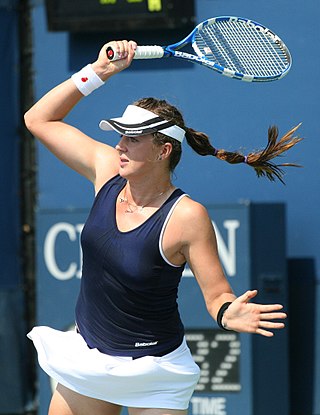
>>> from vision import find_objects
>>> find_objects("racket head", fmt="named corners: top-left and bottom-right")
top-left (189, 16), bottom-right (292, 82)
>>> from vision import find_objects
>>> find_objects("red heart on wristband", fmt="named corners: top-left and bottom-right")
top-left (81, 77), bottom-right (88, 83)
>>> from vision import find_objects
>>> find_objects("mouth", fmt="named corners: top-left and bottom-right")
top-left (119, 157), bottom-right (129, 167)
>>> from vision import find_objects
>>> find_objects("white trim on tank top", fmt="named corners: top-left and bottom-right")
top-left (159, 193), bottom-right (189, 267)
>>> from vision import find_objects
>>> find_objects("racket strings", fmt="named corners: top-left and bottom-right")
top-left (203, 22), bottom-right (280, 76)
top-left (225, 23), bottom-right (281, 76)
top-left (231, 21), bottom-right (288, 76)
top-left (203, 24), bottom-right (282, 76)
top-left (195, 20), bottom-right (290, 77)
top-left (218, 22), bottom-right (276, 76)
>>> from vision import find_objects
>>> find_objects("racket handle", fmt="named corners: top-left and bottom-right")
top-left (134, 46), bottom-right (165, 59)
top-left (106, 46), bottom-right (164, 61)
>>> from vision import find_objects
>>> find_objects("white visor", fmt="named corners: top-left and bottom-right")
top-left (99, 105), bottom-right (185, 143)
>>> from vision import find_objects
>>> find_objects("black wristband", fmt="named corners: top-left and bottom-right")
top-left (217, 302), bottom-right (232, 330)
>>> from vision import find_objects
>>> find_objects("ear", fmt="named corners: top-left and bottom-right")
top-left (160, 142), bottom-right (173, 160)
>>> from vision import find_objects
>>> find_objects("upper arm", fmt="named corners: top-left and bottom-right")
top-left (24, 79), bottom-right (119, 186)
top-left (179, 200), bottom-right (234, 314)
top-left (25, 114), bottom-right (119, 187)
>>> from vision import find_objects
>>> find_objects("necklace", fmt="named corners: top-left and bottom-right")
top-left (119, 184), bottom-right (171, 213)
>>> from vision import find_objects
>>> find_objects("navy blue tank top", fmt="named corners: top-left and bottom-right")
top-left (75, 175), bottom-right (186, 357)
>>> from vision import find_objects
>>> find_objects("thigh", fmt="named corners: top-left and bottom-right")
top-left (49, 383), bottom-right (122, 415)
top-left (128, 408), bottom-right (188, 415)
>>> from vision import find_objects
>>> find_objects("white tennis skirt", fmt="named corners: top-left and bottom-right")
top-left (27, 326), bottom-right (200, 410)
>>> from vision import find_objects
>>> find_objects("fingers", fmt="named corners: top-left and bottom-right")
top-left (250, 307), bottom-right (287, 332)
top-left (237, 289), bottom-right (258, 303)
top-left (227, 290), bottom-right (287, 337)
top-left (94, 40), bottom-right (137, 79)
top-left (260, 312), bottom-right (287, 320)
top-left (237, 291), bottom-right (286, 315)
top-left (258, 320), bottom-right (285, 329)
top-left (240, 319), bottom-right (285, 338)
top-left (258, 304), bottom-right (284, 313)
top-left (256, 328), bottom-right (275, 337)
top-left (105, 40), bottom-right (137, 62)
top-left (108, 40), bottom-right (127, 60)
top-left (250, 313), bottom-right (286, 337)
top-left (255, 321), bottom-right (286, 337)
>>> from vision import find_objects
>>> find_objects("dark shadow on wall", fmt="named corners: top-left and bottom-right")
top-left (288, 257), bottom-right (316, 415)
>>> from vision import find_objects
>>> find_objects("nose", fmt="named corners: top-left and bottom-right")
top-left (115, 136), bottom-right (127, 153)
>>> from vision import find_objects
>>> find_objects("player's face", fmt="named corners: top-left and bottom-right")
top-left (115, 134), bottom-right (160, 178)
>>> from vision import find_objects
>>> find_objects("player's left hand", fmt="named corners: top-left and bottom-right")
top-left (223, 290), bottom-right (287, 337)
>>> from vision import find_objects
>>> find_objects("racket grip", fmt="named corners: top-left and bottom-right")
top-left (106, 46), bottom-right (164, 61)
top-left (134, 46), bottom-right (164, 59)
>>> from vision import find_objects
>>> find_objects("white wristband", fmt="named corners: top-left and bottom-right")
top-left (71, 64), bottom-right (105, 96)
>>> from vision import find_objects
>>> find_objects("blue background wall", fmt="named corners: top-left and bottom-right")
top-left (0, 0), bottom-right (319, 413)
top-left (0, 2), bottom-right (21, 288)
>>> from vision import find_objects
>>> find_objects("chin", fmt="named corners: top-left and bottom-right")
top-left (118, 169), bottom-right (131, 179)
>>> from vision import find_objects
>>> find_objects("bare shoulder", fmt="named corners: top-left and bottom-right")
top-left (174, 196), bottom-right (213, 233)
top-left (176, 196), bottom-right (210, 219)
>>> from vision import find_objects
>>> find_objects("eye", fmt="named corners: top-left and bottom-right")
top-left (129, 137), bottom-right (139, 143)
top-left (121, 135), bottom-right (139, 143)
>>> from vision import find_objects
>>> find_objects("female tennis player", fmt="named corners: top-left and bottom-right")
top-left (25, 40), bottom-right (298, 415)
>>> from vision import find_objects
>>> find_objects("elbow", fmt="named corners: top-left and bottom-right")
top-left (24, 108), bottom-right (42, 136)
top-left (24, 109), bottom-right (34, 133)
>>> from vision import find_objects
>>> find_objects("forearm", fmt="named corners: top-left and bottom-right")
top-left (25, 40), bottom-right (135, 132)
top-left (24, 64), bottom-right (111, 137)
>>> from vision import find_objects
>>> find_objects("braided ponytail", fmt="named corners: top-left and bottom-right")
top-left (185, 124), bottom-right (302, 183)
top-left (134, 97), bottom-right (303, 183)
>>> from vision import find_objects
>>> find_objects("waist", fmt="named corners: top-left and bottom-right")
top-left (132, 339), bottom-right (183, 359)
top-left (75, 320), bottom-right (185, 358)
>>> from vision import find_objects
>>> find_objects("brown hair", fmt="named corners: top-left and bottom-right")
top-left (133, 97), bottom-right (303, 183)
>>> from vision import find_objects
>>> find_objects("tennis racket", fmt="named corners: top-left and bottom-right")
top-left (106, 16), bottom-right (292, 82)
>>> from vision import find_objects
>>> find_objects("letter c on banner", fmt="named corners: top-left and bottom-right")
top-left (44, 222), bottom-right (78, 280)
